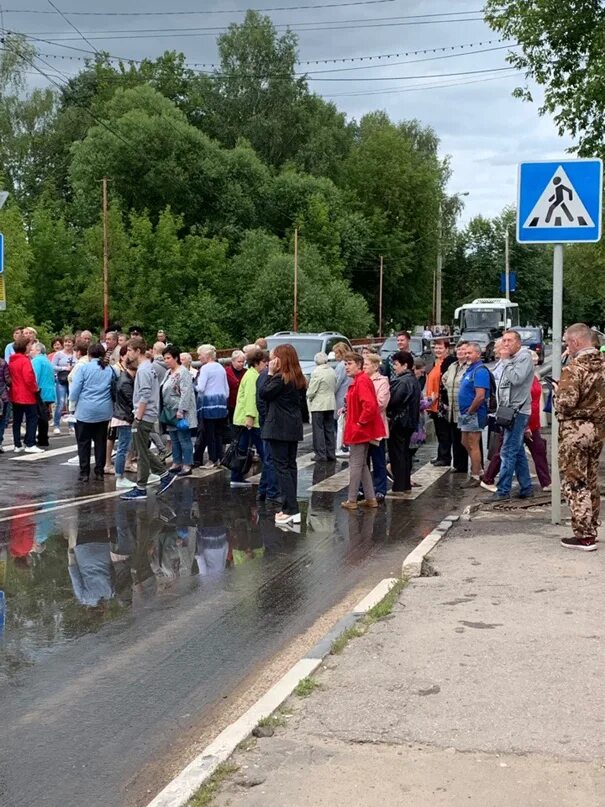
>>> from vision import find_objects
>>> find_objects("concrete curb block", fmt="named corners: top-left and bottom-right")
top-left (144, 576), bottom-right (404, 807)
top-left (401, 517), bottom-right (458, 578)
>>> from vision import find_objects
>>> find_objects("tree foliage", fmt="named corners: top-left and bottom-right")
top-left (485, 0), bottom-right (605, 156)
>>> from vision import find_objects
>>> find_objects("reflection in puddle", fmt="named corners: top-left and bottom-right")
top-left (0, 469), bottom-right (410, 679)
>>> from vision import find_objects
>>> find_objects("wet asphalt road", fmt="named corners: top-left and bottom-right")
top-left (0, 430), bottom-right (465, 807)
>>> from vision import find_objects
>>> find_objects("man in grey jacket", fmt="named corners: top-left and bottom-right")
top-left (483, 330), bottom-right (535, 502)
top-left (120, 337), bottom-right (177, 501)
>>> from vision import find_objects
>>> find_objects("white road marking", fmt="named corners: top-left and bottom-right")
top-left (246, 451), bottom-right (316, 484)
top-left (309, 461), bottom-right (450, 496)
top-left (0, 491), bottom-right (113, 512)
top-left (10, 444), bottom-right (78, 461)
top-left (0, 490), bottom-right (123, 523)
top-left (309, 466), bottom-right (350, 492)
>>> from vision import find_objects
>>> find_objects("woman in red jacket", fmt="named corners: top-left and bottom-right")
top-left (9, 337), bottom-right (40, 453)
top-left (341, 352), bottom-right (386, 510)
top-left (525, 351), bottom-right (551, 490)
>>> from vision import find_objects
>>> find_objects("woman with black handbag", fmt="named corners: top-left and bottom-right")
top-left (259, 344), bottom-right (306, 525)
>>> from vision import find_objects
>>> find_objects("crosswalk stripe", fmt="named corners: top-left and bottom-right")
top-left (11, 444), bottom-right (78, 461)
top-left (309, 467), bottom-right (350, 492)
top-left (246, 451), bottom-right (316, 484)
top-left (309, 461), bottom-right (450, 496)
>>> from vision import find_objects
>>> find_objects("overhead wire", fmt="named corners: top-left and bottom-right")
top-left (46, 0), bottom-right (101, 56)
top-left (21, 39), bottom-right (518, 76)
top-left (15, 14), bottom-right (487, 43)
top-left (5, 2), bottom-right (478, 16)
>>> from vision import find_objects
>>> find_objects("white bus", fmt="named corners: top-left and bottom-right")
top-left (454, 298), bottom-right (520, 336)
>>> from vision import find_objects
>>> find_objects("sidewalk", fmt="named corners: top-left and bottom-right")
top-left (211, 505), bottom-right (605, 807)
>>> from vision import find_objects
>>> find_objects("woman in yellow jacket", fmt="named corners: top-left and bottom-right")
top-left (230, 349), bottom-right (268, 488)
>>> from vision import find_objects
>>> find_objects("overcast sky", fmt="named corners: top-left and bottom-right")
top-left (7, 0), bottom-right (573, 224)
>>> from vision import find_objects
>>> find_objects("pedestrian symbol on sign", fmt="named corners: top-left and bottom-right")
top-left (523, 166), bottom-right (594, 229)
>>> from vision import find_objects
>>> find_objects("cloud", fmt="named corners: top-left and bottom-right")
top-left (11, 0), bottom-right (573, 225)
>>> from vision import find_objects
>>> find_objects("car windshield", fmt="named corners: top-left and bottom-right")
top-left (409, 337), bottom-right (423, 355)
top-left (517, 328), bottom-right (540, 341)
top-left (462, 332), bottom-right (489, 345)
top-left (266, 337), bottom-right (324, 362)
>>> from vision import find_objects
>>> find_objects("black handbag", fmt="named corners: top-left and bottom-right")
top-left (495, 404), bottom-right (516, 429)
top-left (220, 428), bottom-right (254, 474)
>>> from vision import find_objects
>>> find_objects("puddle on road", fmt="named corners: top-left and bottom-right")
top-left (0, 450), bottom-right (442, 679)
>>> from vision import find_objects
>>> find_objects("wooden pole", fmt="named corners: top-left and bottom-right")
top-left (379, 255), bottom-right (384, 338)
top-left (293, 227), bottom-right (299, 332)
top-left (102, 177), bottom-right (109, 332)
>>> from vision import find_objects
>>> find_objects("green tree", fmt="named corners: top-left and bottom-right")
top-left (0, 202), bottom-right (34, 343)
top-left (485, 0), bottom-right (605, 156)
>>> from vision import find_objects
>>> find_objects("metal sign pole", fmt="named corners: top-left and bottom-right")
top-left (551, 243), bottom-right (564, 524)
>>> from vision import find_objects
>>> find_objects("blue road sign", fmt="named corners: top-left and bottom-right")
top-left (517, 159), bottom-right (603, 244)
top-left (500, 272), bottom-right (517, 293)
top-left (0, 233), bottom-right (3, 274)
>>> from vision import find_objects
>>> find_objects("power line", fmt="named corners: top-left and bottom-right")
top-left (46, 0), bottom-right (101, 56)
top-left (6, 2), bottom-right (482, 17)
top-left (325, 71), bottom-right (518, 97)
top-left (22, 38), bottom-right (515, 73)
top-left (18, 15), bottom-right (486, 42)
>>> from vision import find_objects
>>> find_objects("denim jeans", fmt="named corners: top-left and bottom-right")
top-left (497, 412), bottom-right (532, 497)
top-left (259, 438), bottom-right (280, 499)
top-left (171, 427), bottom-right (193, 466)
top-left (114, 425), bottom-right (132, 476)
top-left (54, 382), bottom-right (68, 428)
top-left (231, 427), bottom-right (264, 482)
top-left (369, 440), bottom-right (388, 496)
top-left (0, 400), bottom-right (9, 446)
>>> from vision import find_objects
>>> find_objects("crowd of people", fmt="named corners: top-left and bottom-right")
top-left (1, 321), bottom-right (603, 550)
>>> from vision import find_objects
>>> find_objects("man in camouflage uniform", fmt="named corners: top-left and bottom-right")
top-left (555, 323), bottom-right (605, 551)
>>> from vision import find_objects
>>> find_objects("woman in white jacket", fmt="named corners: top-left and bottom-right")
top-left (307, 352), bottom-right (337, 461)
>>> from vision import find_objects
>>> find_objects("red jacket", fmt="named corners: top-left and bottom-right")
top-left (528, 375), bottom-right (542, 432)
top-left (343, 371), bottom-right (386, 445)
top-left (8, 353), bottom-right (38, 405)
top-left (226, 365), bottom-right (246, 411)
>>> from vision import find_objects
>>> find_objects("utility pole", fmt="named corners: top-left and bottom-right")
top-left (101, 177), bottom-right (109, 332)
top-left (378, 255), bottom-right (384, 338)
top-left (293, 227), bottom-right (299, 332)
top-left (504, 225), bottom-right (510, 300)
top-left (435, 202), bottom-right (443, 327)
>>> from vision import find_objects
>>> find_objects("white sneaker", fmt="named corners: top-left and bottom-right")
top-left (24, 446), bottom-right (44, 454)
top-left (230, 481), bottom-right (252, 488)
top-left (335, 450), bottom-right (349, 458)
top-left (148, 473), bottom-right (161, 485)
top-left (480, 480), bottom-right (497, 493)
top-left (13, 445), bottom-right (25, 454)
top-left (275, 512), bottom-right (301, 525)
top-left (542, 484), bottom-right (552, 492)
top-left (203, 461), bottom-right (215, 469)
top-left (53, 427), bottom-right (61, 435)
top-left (116, 477), bottom-right (136, 489)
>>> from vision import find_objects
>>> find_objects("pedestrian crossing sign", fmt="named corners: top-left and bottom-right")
top-left (517, 159), bottom-right (602, 244)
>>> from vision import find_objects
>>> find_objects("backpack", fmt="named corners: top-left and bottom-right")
top-left (470, 364), bottom-right (497, 415)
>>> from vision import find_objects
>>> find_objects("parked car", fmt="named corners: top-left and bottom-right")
top-left (459, 330), bottom-right (496, 363)
top-left (517, 327), bottom-right (545, 364)
top-left (265, 332), bottom-right (352, 380)
top-left (379, 335), bottom-right (434, 367)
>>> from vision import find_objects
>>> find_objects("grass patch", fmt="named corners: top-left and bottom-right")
top-left (257, 712), bottom-right (287, 729)
top-left (366, 578), bottom-right (407, 622)
top-left (330, 579), bottom-right (407, 656)
top-left (294, 676), bottom-right (320, 698)
top-left (236, 737), bottom-right (257, 753)
top-left (187, 762), bottom-right (239, 807)
top-left (330, 623), bottom-right (366, 655)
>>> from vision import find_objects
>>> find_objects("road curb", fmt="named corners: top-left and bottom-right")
top-left (145, 576), bottom-right (400, 807)
top-left (401, 513), bottom-right (459, 578)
